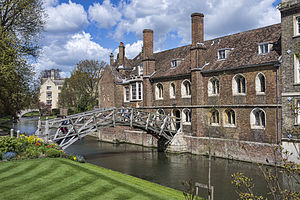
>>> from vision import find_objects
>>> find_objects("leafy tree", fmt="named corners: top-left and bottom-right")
top-left (0, 0), bottom-right (45, 118)
top-left (58, 60), bottom-right (106, 113)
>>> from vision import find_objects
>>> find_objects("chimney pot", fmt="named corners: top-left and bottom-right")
top-left (191, 13), bottom-right (204, 46)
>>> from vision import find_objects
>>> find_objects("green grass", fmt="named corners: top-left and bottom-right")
top-left (40, 115), bottom-right (57, 121)
top-left (0, 116), bottom-right (11, 124)
top-left (0, 158), bottom-right (183, 200)
top-left (23, 111), bottom-right (40, 117)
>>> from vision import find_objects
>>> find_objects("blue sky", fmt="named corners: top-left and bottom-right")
top-left (36, 0), bottom-right (282, 77)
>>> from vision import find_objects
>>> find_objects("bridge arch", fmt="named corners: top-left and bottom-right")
top-left (18, 109), bottom-right (40, 118)
top-left (36, 108), bottom-right (181, 151)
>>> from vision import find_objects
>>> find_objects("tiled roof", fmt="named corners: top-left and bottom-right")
top-left (110, 23), bottom-right (281, 81)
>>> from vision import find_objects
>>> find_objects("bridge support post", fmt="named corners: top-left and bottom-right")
top-left (45, 118), bottom-right (49, 141)
top-left (10, 129), bottom-right (14, 138)
top-left (37, 117), bottom-right (41, 136)
top-left (17, 130), bottom-right (20, 138)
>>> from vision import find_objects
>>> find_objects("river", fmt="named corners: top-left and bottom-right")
top-left (3, 117), bottom-right (274, 200)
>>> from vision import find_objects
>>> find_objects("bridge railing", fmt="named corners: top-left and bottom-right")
top-left (36, 107), bottom-right (182, 149)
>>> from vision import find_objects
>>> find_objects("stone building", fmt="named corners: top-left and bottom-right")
top-left (279, 0), bottom-right (300, 137)
top-left (98, 4), bottom-right (299, 163)
top-left (40, 69), bottom-right (65, 110)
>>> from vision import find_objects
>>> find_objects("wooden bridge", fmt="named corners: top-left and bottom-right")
top-left (36, 108), bottom-right (182, 151)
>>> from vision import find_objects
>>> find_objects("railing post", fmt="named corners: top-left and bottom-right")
top-left (145, 113), bottom-right (151, 130)
top-left (112, 109), bottom-right (116, 127)
top-left (37, 117), bottom-right (41, 136)
top-left (45, 117), bottom-right (49, 141)
top-left (10, 129), bottom-right (14, 138)
top-left (17, 130), bottom-right (20, 138)
top-left (130, 108), bottom-right (133, 127)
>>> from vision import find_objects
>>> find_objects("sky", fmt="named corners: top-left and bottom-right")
top-left (35, 0), bottom-right (282, 77)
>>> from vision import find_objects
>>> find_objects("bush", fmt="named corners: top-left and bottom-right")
top-left (25, 146), bottom-right (40, 158)
top-left (52, 109), bottom-right (60, 116)
top-left (0, 136), bottom-right (24, 153)
top-left (46, 148), bottom-right (62, 158)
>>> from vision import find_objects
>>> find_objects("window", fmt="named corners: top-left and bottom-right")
top-left (250, 108), bottom-right (266, 129)
top-left (181, 80), bottom-right (191, 97)
top-left (208, 77), bottom-right (220, 96)
top-left (296, 100), bottom-right (300, 125)
top-left (294, 16), bottom-right (300, 36)
top-left (182, 109), bottom-right (191, 124)
top-left (47, 86), bottom-right (51, 90)
top-left (156, 83), bottom-right (164, 100)
top-left (233, 74), bottom-right (246, 95)
top-left (258, 43), bottom-right (270, 54)
top-left (46, 92), bottom-right (52, 98)
top-left (218, 50), bottom-right (226, 60)
top-left (170, 83), bottom-right (176, 99)
top-left (58, 86), bottom-right (62, 90)
top-left (255, 73), bottom-right (266, 94)
top-left (46, 100), bottom-right (52, 105)
top-left (137, 82), bottom-right (142, 100)
top-left (131, 83), bottom-right (136, 100)
top-left (224, 109), bottom-right (235, 127)
top-left (138, 64), bottom-right (143, 76)
top-left (210, 109), bottom-right (220, 126)
top-left (171, 59), bottom-right (182, 68)
top-left (124, 86), bottom-right (130, 102)
top-left (295, 55), bottom-right (300, 83)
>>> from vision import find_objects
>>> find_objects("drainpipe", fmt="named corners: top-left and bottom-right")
top-left (275, 63), bottom-right (280, 145)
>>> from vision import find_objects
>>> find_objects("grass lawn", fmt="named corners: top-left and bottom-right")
top-left (40, 115), bottom-right (57, 121)
top-left (23, 111), bottom-right (40, 117)
top-left (0, 158), bottom-right (183, 200)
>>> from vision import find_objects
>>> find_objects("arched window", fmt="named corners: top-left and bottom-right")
top-left (255, 73), bottom-right (266, 94)
top-left (224, 109), bottom-right (236, 126)
top-left (182, 80), bottom-right (191, 97)
top-left (182, 108), bottom-right (191, 124)
top-left (232, 74), bottom-right (246, 95)
top-left (250, 108), bottom-right (266, 129)
top-left (208, 77), bottom-right (220, 96)
top-left (209, 109), bottom-right (219, 125)
top-left (170, 83), bottom-right (176, 99)
top-left (156, 83), bottom-right (163, 99)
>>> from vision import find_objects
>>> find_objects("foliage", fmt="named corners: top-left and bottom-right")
top-left (58, 59), bottom-right (106, 113)
top-left (45, 148), bottom-right (62, 158)
top-left (182, 180), bottom-right (196, 200)
top-left (0, 0), bottom-right (45, 118)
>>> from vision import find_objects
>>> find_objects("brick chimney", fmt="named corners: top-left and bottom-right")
top-left (143, 29), bottom-right (153, 59)
top-left (191, 13), bottom-right (204, 46)
top-left (118, 42), bottom-right (125, 66)
top-left (110, 53), bottom-right (114, 66)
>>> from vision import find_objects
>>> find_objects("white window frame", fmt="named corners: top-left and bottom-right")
top-left (255, 73), bottom-right (266, 95)
top-left (258, 42), bottom-right (271, 54)
top-left (181, 80), bottom-right (191, 98)
top-left (208, 77), bottom-right (220, 96)
top-left (232, 74), bottom-right (246, 96)
top-left (294, 16), bottom-right (300, 36)
top-left (170, 82), bottom-right (176, 99)
top-left (156, 83), bottom-right (164, 100)
top-left (130, 82), bottom-right (142, 101)
top-left (46, 86), bottom-right (51, 90)
top-left (124, 86), bottom-right (130, 102)
top-left (295, 100), bottom-right (300, 125)
top-left (131, 83), bottom-right (137, 100)
top-left (294, 54), bottom-right (300, 84)
top-left (182, 108), bottom-right (191, 125)
top-left (46, 100), bottom-right (52, 105)
top-left (250, 108), bottom-right (266, 129)
top-left (46, 91), bottom-right (52, 98)
top-left (137, 82), bottom-right (143, 100)
top-left (218, 49), bottom-right (226, 60)
top-left (138, 64), bottom-right (143, 76)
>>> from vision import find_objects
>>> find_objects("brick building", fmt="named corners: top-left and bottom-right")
top-left (98, 1), bottom-right (299, 161)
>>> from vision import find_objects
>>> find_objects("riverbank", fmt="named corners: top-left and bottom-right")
top-left (0, 158), bottom-right (183, 200)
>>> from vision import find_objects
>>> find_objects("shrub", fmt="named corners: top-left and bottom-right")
top-left (25, 146), bottom-right (40, 158)
top-left (0, 136), bottom-right (24, 153)
top-left (45, 148), bottom-right (62, 158)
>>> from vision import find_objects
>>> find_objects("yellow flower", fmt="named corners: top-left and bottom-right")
top-left (73, 157), bottom-right (77, 161)
top-left (20, 134), bottom-right (25, 137)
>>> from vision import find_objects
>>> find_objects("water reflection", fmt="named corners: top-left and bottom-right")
top-left (66, 136), bottom-right (272, 200)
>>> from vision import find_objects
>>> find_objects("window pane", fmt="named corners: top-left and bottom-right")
top-left (138, 82), bottom-right (142, 99)
top-left (131, 83), bottom-right (136, 100)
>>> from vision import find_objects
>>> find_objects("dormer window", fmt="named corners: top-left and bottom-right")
top-left (171, 59), bottom-right (183, 68)
top-left (217, 48), bottom-right (232, 60)
top-left (258, 42), bottom-right (270, 54)
top-left (295, 16), bottom-right (300, 36)
top-left (218, 50), bottom-right (226, 60)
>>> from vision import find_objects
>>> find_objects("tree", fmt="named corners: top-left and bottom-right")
top-left (0, 0), bottom-right (45, 118)
top-left (58, 60), bottom-right (106, 113)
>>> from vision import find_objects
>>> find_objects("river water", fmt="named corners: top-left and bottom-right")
top-left (4, 117), bottom-right (273, 200)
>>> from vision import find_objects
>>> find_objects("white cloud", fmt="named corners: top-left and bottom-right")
top-left (34, 32), bottom-right (111, 76)
top-left (114, 40), bottom-right (143, 59)
top-left (88, 0), bottom-right (122, 28)
top-left (107, 0), bottom-right (280, 47)
top-left (45, 0), bottom-right (88, 33)
top-left (43, 0), bottom-right (58, 7)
